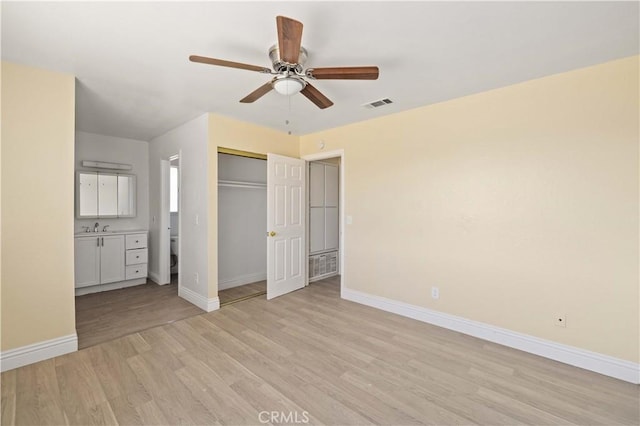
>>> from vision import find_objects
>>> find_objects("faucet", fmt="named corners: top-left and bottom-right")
top-left (82, 226), bottom-right (90, 233)
top-left (94, 222), bottom-right (99, 233)
top-left (102, 225), bottom-right (110, 233)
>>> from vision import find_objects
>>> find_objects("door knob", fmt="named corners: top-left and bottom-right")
top-left (269, 231), bottom-right (276, 237)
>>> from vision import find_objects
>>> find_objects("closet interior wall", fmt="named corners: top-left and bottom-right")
top-left (218, 153), bottom-right (267, 290)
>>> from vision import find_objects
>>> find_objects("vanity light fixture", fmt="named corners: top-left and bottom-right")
top-left (82, 160), bottom-right (133, 171)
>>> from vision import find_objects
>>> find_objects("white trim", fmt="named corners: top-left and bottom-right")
top-left (148, 270), bottom-right (161, 285)
top-left (159, 159), bottom-right (171, 285)
top-left (171, 151), bottom-right (184, 304)
top-left (218, 272), bottom-right (267, 290)
top-left (302, 149), bottom-right (346, 294)
top-left (342, 288), bottom-right (640, 384)
top-left (309, 272), bottom-right (338, 283)
top-left (0, 333), bottom-right (78, 372)
top-left (75, 278), bottom-right (146, 296)
top-left (179, 286), bottom-right (220, 312)
top-left (82, 160), bottom-right (132, 170)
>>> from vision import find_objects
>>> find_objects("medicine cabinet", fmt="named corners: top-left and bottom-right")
top-left (76, 172), bottom-right (136, 218)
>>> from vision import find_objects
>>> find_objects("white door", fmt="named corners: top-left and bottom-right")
top-left (74, 236), bottom-right (100, 288)
top-left (100, 235), bottom-right (125, 284)
top-left (267, 153), bottom-right (306, 299)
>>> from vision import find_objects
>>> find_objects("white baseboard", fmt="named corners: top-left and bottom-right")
top-left (75, 278), bottom-right (146, 296)
top-left (148, 270), bottom-right (161, 285)
top-left (179, 286), bottom-right (220, 312)
top-left (218, 272), bottom-right (266, 291)
top-left (342, 288), bottom-right (639, 384)
top-left (0, 333), bottom-right (78, 372)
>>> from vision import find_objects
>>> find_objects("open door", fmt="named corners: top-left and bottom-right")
top-left (158, 159), bottom-right (171, 285)
top-left (267, 153), bottom-right (306, 299)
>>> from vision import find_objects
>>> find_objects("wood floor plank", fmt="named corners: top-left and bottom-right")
top-left (75, 281), bottom-right (204, 349)
top-left (0, 371), bottom-right (16, 426)
top-left (2, 276), bottom-right (638, 425)
top-left (106, 394), bottom-right (144, 426)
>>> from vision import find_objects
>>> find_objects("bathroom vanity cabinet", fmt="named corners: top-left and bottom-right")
top-left (74, 231), bottom-right (148, 295)
top-left (75, 234), bottom-right (125, 287)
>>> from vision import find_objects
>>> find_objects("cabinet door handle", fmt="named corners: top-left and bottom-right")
top-left (97, 238), bottom-right (99, 247)
top-left (136, 255), bottom-right (139, 259)
top-left (135, 240), bottom-right (139, 243)
top-left (101, 237), bottom-right (104, 246)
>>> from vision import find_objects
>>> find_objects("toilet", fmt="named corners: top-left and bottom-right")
top-left (170, 236), bottom-right (179, 274)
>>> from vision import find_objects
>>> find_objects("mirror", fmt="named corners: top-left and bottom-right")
top-left (76, 172), bottom-right (136, 218)
top-left (98, 174), bottom-right (118, 217)
top-left (117, 175), bottom-right (136, 217)
top-left (78, 172), bottom-right (98, 217)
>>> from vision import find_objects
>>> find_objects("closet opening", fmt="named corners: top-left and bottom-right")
top-left (217, 148), bottom-right (268, 306)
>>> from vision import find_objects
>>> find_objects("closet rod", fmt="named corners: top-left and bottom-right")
top-left (218, 147), bottom-right (267, 160)
top-left (218, 179), bottom-right (266, 189)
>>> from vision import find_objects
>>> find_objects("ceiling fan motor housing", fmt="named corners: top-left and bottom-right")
top-left (268, 44), bottom-right (308, 74)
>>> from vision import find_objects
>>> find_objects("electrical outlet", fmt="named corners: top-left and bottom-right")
top-left (555, 314), bottom-right (566, 328)
top-left (431, 286), bottom-right (440, 300)
top-left (194, 273), bottom-right (199, 284)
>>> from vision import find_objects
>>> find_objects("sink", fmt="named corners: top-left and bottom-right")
top-left (75, 231), bottom-right (117, 236)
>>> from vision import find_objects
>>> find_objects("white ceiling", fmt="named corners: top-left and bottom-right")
top-left (2, 1), bottom-right (638, 141)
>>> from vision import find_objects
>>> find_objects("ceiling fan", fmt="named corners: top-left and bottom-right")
top-left (189, 16), bottom-right (379, 109)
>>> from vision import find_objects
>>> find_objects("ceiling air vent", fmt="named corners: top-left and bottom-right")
top-left (362, 98), bottom-right (393, 109)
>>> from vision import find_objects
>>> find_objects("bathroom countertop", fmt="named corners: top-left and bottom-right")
top-left (74, 229), bottom-right (148, 237)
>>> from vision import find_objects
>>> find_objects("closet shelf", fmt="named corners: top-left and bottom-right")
top-left (218, 179), bottom-right (267, 189)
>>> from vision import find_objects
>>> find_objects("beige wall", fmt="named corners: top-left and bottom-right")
top-left (207, 113), bottom-right (298, 299)
top-left (300, 56), bottom-right (639, 363)
top-left (1, 62), bottom-right (76, 351)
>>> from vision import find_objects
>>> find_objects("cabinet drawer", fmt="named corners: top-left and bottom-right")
top-left (126, 233), bottom-right (147, 249)
top-left (125, 264), bottom-right (147, 280)
top-left (126, 248), bottom-right (147, 265)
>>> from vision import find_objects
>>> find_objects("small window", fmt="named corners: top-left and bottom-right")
top-left (170, 166), bottom-right (179, 213)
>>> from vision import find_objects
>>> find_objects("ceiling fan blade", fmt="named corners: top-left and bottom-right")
top-left (239, 82), bottom-right (274, 103)
top-left (306, 66), bottom-right (379, 80)
top-left (300, 83), bottom-right (333, 109)
top-left (189, 55), bottom-right (270, 73)
top-left (276, 16), bottom-right (303, 64)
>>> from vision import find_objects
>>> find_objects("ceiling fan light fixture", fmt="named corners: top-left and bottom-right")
top-left (272, 76), bottom-right (305, 96)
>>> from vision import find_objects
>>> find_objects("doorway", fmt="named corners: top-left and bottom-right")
top-left (217, 149), bottom-right (268, 305)
top-left (308, 157), bottom-right (341, 283)
top-left (302, 150), bottom-right (345, 294)
top-left (169, 155), bottom-right (180, 285)
top-left (158, 154), bottom-right (181, 289)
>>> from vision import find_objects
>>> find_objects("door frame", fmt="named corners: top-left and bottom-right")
top-left (301, 149), bottom-right (345, 296)
top-left (158, 152), bottom-right (182, 291)
top-left (169, 154), bottom-right (182, 294)
top-left (159, 159), bottom-right (171, 285)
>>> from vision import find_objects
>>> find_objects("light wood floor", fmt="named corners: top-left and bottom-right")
top-left (4, 276), bottom-right (638, 425)
top-left (219, 280), bottom-right (266, 306)
top-left (75, 278), bottom-right (204, 349)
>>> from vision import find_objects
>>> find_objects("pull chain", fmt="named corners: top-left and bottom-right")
top-left (286, 91), bottom-right (292, 135)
